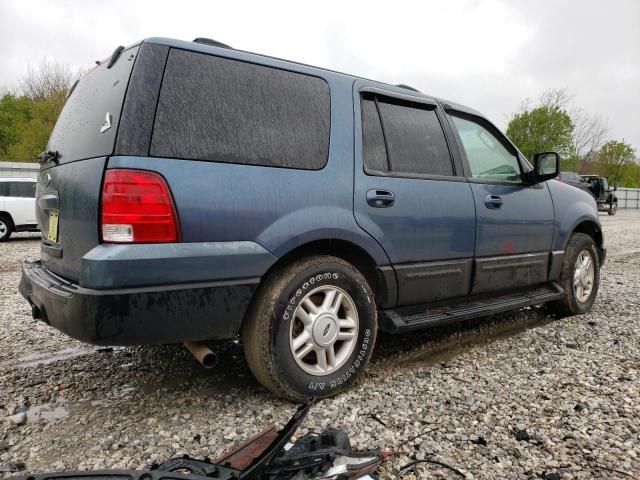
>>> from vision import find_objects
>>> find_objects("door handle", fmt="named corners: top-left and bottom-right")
top-left (484, 194), bottom-right (503, 209)
top-left (367, 189), bottom-right (395, 208)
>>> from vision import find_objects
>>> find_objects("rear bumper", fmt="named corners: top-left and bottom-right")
top-left (19, 260), bottom-right (257, 346)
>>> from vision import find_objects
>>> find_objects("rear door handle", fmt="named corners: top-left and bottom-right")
top-left (367, 189), bottom-right (395, 208)
top-left (484, 194), bottom-right (503, 209)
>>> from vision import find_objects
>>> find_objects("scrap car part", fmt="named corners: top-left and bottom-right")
top-left (9, 399), bottom-right (384, 480)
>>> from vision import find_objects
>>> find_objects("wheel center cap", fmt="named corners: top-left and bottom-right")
top-left (312, 314), bottom-right (338, 347)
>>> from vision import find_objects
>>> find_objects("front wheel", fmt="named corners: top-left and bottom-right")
top-left (242, 256), bottom-right (377, 401)
top-left (0, 216), bottom-right (12, 242)
top-left (608, 202), bottom-right (617, 215)
top-left (547, 233), bottom-right (600, 317)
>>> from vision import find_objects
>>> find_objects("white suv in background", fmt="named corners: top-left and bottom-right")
top-left (0, 177), bottom-right (39, 241)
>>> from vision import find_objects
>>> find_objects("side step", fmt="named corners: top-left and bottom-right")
top-left (380, 283), bottom-right (564, 333)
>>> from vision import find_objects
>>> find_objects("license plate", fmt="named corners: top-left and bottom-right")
top-left (47, 211), bottom-right (59, 242)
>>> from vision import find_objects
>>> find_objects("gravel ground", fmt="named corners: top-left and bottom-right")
top-left (1, 212), bottom-right (639, 479)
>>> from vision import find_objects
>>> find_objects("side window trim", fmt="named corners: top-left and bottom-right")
top-left (446, 109), bottom-right (528, 185)
top-left (360, 90), bottom-right (460, 180)
top-left (360, 86), bottom-right (438, 107)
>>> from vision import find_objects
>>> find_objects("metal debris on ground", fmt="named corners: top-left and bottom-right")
top-left (8, 400), bottom-right (386, 480)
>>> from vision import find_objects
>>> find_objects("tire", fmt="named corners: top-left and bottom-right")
top-left (608, 202), bottom-right (617, 215)
top-left (0, 215), bottom-right (12, 242)
top-left (242, 255), bottom-right (377, 401)
top-left (547, 233), bottom-right (600, 317)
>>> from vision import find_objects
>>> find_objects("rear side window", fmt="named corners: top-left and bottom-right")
top-left (151, 49), bottom-right (330, 170)
top-left (4, 182), bottom-right (36, 198)
top-left (361, 95), bottom-right (453, 177)
top-left (47, 45), bottom-right (140, 163)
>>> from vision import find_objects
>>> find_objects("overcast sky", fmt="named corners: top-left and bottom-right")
top-left (1, 0), bottom-right (638, 151)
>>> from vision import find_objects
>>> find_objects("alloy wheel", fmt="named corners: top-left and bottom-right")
top-left (573, 250), bottom-right (595, 303)
top-left (289, 285), bottom-right (359, 376)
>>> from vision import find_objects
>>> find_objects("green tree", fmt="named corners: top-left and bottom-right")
top-left (506, 105), bottom-right (574, 161)
top-left (618, 161), bottom-right (640, 188)
top-left (506, 88), bottom-right (609, 171)
top-left (0, 59), bottom-right (75, 162)
top-left (596, 140), bottom-right (636, 186)
top-left (0, 93), bottom-right (34, 157)
top-left (4, 91), bottom-right (68, 161)
top-left (21, 60), bottom-right (72, 103)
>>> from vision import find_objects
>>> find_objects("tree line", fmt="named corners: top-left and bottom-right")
top-left (1, 64), bottom-right (638, 187)
top-left (506, 88), bottom-right (638, 187)
top-left (0, 60), bottom-right (75, 162)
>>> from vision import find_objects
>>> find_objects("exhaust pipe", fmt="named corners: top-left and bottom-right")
top-left (184, 341), bottom-right (218, 368)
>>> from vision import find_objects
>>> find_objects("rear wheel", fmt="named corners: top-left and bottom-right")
top-left (242, 256), bottom-right (377, 401)
top-left (0, 215), bottom-right (13, 242)
top-left (548, 233), bottom-right (600, 317)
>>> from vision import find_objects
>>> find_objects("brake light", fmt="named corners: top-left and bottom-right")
top-left (101, 169), bottom-right (180, 243)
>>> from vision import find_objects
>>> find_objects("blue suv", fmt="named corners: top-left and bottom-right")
top-left (19, 38), bottom-right (605, 400)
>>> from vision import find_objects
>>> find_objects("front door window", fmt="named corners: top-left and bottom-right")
top-left (451, 115), bottom-right (522, 183)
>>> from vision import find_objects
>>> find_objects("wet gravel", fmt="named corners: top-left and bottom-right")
top-left (1, 212), bottom-right (639, 479)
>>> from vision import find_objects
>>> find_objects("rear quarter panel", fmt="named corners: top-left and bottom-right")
top-left (107, 73), bottom-right (390, 267)
top-left (38, 158), bottom-right (106, 281)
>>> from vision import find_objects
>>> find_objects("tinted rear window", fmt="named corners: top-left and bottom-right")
top-left (361, 95), bottom-right (453, 177)
top-left (47, 45), bottom-right (140, 163)
top-left (378, 99), bottom-right (452, 176)
top-left (151, 49), bottom-right (330, 170)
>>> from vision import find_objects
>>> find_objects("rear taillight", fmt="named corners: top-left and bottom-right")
top-left (101, 169), bottom-right (180, 243)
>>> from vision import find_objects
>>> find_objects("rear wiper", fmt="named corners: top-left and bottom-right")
top-left (38, 150), bottom-right (60, 165)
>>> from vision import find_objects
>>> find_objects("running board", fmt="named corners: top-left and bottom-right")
top-left (380, 283), bottom-right (564, 333)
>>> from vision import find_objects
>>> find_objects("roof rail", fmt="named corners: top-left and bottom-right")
top-left (396, 84), bottom-right (421, 93)
top-left (192, 38), bottom-right (232, 49)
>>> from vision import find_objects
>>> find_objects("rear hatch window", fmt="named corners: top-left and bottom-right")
top-left (46, 45), bottom-right (140, 165)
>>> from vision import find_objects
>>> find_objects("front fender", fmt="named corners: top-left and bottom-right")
top-left (548, 180), bottom-right (601, 251)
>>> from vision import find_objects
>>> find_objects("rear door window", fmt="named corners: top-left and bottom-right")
top-left (151, 49), bottom-right (330, 170)
top-left (361, 95), bottom-right (454, 177)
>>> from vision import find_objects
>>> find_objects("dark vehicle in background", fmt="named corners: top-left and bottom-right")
top-left (19, 37), bottom-right (605, 400)
top-left (583, 175), bottom-right (618, 215)
top-left (557, 171), bottom-right (590, 192)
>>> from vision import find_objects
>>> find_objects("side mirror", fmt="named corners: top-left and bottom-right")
top-left (529, 152), bottom-right (559, 184)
